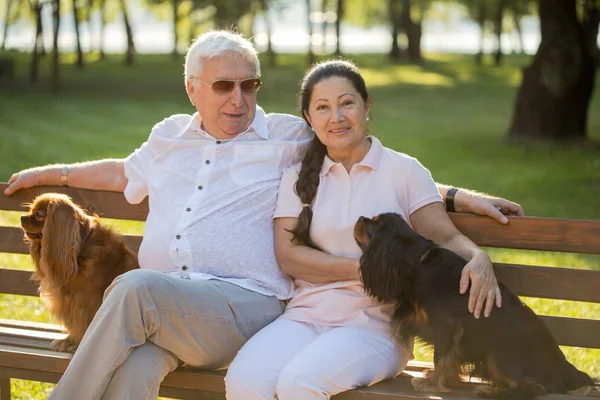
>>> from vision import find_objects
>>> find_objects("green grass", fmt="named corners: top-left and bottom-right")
top-left (1, 51), bottom-right (599, 397)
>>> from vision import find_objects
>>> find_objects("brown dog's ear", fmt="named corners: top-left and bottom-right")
top-left (40, 201), bottom-right (82, 286)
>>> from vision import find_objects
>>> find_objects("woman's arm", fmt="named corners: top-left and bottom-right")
top-left (4, 159), bottom-right (128, 195)
top-left (436, 183), bottom-right (524, 224)
top-left (410, 202), bottom-right (502, 319)
top-left (274, 217), bottom-right (359, 283)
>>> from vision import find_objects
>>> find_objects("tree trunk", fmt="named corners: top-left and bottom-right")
top-left (581, 0), bottom-right (599, 66)
top-left (51, 0), bottom-right (61, 92)
top-left (509, 0), bottom-right (596, 141)
top-left (172, 0), bottom-right (179, 59)
top-left (475, 2), bottom-right (486, 64)
top-left (334, 0), bottom-right (343, 55)
top-left (512, 7), bottom-right (524, 54)
top-left (99, 0), bottom-right (106, 60)
top-left (493, 0), bottom-right (507, 66)
top-left (401, 0), bottom-right (421, 62)
top-left (320, 0), bottom-right (330, 53)
top-left (260, 0), bottom-right (276, 67)
top-left (120, 0), bottom-right (135, 66)
top-left (73, 0), bottom-right (84, 67)
top-left (306, 0), bottom-right (314, 66)
top-left (388, 0), bottom-right (401, 60)
top-left (1, 0), bottom-right (13, 50)
top-left (30, 0), bottom-right (43, 81)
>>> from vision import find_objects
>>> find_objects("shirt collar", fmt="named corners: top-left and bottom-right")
top-left (320, 136), bottom-right (383, 177)
top-left (175, 105), bottom-right (269, 140)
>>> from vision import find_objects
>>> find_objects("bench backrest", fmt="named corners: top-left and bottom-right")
top-left (1, 183), bottom-right (599, 349)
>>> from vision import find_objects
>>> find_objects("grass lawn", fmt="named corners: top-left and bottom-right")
top-left (0, 51), bottom-right (599, 398)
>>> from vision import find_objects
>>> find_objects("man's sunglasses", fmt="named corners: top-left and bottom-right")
top-left (197, 78), bottom-right (262, 95)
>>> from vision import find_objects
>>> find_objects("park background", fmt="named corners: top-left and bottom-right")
top-left (0, 0), bottom-right (599, 398)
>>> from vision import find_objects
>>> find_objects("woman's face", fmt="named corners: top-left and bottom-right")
top-left (304, 76), bottom-right (371, 154)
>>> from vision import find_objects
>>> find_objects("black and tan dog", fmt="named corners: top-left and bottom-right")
top-left (354, 212), bottom-right (594, 399)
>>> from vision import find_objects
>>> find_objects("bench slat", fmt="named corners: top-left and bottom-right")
top-left (0, 226), bottom-right (142, 255)
top-left (0, 184), bottom-right (148, 221)
top-left (495, 264), bottom-right (600, 303)
top-left (3, 262), bottom-right (600, 303)
top-left (2, 183), bottom-right (600, 255)
top-left (0, 269), bottom-right (37, 296)
top-left (450, 214), bottom-right (600, 255)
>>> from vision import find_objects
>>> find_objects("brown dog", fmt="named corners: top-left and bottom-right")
top-left (20, 193), bottom-right (139, 352)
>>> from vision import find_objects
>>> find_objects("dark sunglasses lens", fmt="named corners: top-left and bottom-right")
top-left (241, 79), bottom-right (261, 93)
top-left (212, 80), bottom-right (236, 94)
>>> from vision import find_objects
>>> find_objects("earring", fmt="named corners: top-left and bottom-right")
top-left (366, 115), bottom-right (370, 121)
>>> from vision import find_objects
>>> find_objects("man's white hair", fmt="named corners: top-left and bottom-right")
top-left (184, 30), bottom-right (261, 85)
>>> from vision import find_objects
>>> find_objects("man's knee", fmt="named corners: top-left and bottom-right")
top-left (104, 269), bottom-right (164, 301)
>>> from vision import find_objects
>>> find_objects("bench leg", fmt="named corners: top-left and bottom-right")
top-left (0, 377), bottom-right (10, 400)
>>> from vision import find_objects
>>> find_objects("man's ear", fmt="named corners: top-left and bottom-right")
top-left (186, 79), bottom-right (196, 104)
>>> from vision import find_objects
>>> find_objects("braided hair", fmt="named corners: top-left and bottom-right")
top-left (289, 59), bottom-right (370, 248)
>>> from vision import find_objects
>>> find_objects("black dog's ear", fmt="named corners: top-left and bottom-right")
top-left (359, 234), bottom-right (419, 304)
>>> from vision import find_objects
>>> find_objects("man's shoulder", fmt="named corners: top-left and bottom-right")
top-left (149, 114), bottom-right (193, 138)
top-left (265, 112), bottom-right (313, 141)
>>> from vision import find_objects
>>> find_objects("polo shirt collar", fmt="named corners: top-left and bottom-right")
top-left (320, 136), bottom-right (383, 177)
top-left (175, 105), bottom-right (269, 139)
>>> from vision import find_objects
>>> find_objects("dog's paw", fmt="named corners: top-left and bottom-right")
top-left (474, 384), bottom-right (500, 398)
top-left (412, 376), bottom-right (452, 393)
top-left (51, 338), bottom-right (77, 353)
top-left (568, 385), bottom-right (593, 396)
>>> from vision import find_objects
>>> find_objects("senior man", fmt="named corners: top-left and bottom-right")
top-left (5, 30), bottom-right (522, 399)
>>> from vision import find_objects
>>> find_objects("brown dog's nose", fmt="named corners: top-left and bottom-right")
top-left (20, 216), bottom-right (28, 224)
top-left (358, 216), bottom-right (368, 224)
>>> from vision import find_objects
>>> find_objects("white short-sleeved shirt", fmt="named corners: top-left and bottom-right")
top-left (274, 136), bottom-right (443, 336)
top-left (123, 106), bottom-right (313, 299)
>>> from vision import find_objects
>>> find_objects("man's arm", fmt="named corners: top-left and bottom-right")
top-left (436, 183), bottom-right (524, 224)
top-left (4, 159), bottom-right (128, 195)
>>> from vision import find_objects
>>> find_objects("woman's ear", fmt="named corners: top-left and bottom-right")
top-left (303, 110), bottom-right (313, 130)
top-left (365, 96), bottom-right (373, 117)
top-left (40, 201), bottom-right (81, 286)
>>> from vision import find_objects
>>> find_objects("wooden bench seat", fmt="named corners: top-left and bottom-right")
top-left (0, 183), bottom-right (598, 399)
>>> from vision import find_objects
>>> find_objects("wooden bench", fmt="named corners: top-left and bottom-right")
top-left (0, 183), bottom-right (598, 400)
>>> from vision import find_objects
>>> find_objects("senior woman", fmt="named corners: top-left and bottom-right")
top-left (225, 59), bottom-right (506, 399)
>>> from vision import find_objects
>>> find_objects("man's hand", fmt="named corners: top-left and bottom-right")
top-left (454, 190), bottom-right (524, 224)
top-left (459, 250), bottom-right (502, 318)
top-left (4, 168), bottom-right (42, 195)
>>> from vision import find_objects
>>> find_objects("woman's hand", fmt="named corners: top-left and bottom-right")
top-left (459, 250), bottom-right (502, 319)
top-left (453, 190), bottom-right (524, 224)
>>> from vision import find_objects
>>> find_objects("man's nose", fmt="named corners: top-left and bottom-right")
top-left (229, 85), bottom-right (244, 106)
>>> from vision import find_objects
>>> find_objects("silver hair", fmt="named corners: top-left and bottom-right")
top-left (184, 30), bottom-right (261, 87)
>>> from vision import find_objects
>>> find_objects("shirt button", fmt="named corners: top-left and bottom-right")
top-left (205, 160), bottom-right (210, 164)
top-left (216, 140), bottom-right (222, 144)
top-left (197, 185), bottom-right (203, 190)
top-left (181, 265), bottom-right (188, 271)
top-left (176, 234), bottom-right (181, 239)
top-left (186, 208), bottom-right (191, 212)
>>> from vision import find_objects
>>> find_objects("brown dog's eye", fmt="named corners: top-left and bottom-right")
top-left (34, 211), bottom-right (45, 221)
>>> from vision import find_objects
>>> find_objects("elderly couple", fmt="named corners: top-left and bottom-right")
top-left (6, 30), bottom-right (523, 399)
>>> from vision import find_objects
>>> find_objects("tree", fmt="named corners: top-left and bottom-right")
top-left (73, 0), bottom-right (84, 67)
top-left (50, 0), bottom-right (61, 91)
top-left (120, 0), bottom-right (135, 65)
top-left (305, 0), bottom-right (314, 65)
top-left (334, 0), bottom-right (343, 55)
top-left (509, 0), bottom-right (598, 141)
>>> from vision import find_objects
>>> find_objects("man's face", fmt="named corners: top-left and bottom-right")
top-left (187, 52), bottom-right (259, 139)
